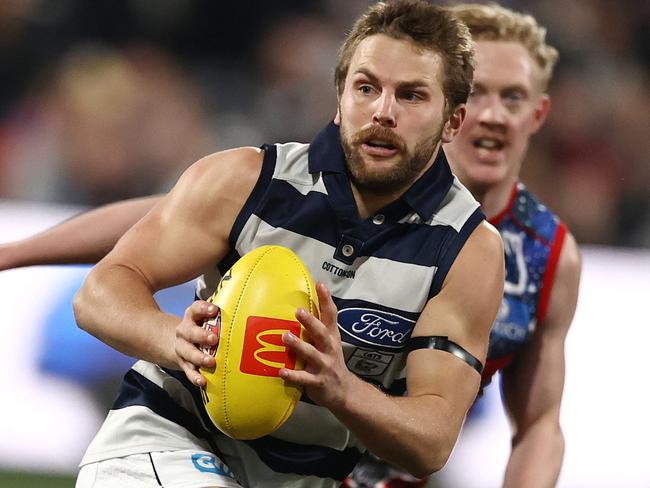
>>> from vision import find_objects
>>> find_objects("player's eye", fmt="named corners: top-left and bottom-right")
top-left (467, 87), bottom-right (483, 101)
top-left (401, 91), bottom-right (421, 102)
top-left (503, 90), bottom-right (526, 103)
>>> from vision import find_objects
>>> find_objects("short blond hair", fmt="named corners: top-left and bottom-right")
top-left (450, 3), bottom-right (558, 90)
top-left (335, 0), bottom-right (475, 116)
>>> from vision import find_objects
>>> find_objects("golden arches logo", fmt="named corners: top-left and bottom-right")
top-left (253, 329), bottom-right (291, 369)
top-left (241, 316), bottom-right (300, 376)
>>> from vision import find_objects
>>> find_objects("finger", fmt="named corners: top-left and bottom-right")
top-left (184, 300), bottom-right (219, 324)
top-left (316, 282), bottom-right (338, 329)
top-left (177, 322), bottom-right (218, 348)
top-left (295, 307), bottom-right (330, 351)
top-left (279, 367), bottom-right (315, 387)
top-left (177, 316), bottom-right (220, 347)
top-left (179, 357), bottom-right (206, 387)
top-left (176, 339), bottom-right (215, 369)
top-left (282, 330), bottom-right (323, 367)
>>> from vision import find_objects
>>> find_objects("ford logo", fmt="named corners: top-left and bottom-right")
top-left (337, 308), bottom-right (415, 349)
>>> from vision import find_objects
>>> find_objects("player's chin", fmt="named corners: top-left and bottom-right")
top-left (466, 159), bottom-right (508, 184)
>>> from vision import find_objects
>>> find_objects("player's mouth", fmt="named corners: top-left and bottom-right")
top-left (361, 138), bottom-right (400, 158)
top-left (473, 137), bottom-right (505, 151)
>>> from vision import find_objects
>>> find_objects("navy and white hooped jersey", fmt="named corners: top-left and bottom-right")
top-left (481, 182), bottom-right (567, 385)
top-left (80, 122), bottom-right (484, 486)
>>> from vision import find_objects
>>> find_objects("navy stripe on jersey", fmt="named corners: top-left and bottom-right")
top-left (258, 179), bottom-right (340, 248)
top-left (163, 368), bottom-right (224, 432)
top-left (252, 177), bottom-right (478, 269)
top-left (244, 436), bottom-right (361, 481)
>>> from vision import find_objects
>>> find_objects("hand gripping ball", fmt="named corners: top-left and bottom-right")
top-left (199, 245), bottom-right (319, 439)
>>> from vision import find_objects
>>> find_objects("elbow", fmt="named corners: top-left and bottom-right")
top-left (424, 447), bottom-right (453, 478)
top-left (72, 285), bottom-right (89, 332)
top-left (72, 273), bottom-right (98, 333)
top-left (408, 456), bottom-right (449, 480)
top-left (511, 421), bottom-right (565, 470)
top-left (406, 440), bottom-right (454, 479)
top-left (542, 424), bottom-right (565, 460)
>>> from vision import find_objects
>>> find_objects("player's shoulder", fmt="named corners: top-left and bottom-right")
top-left (445, 220), bottom-right (504, 291)
top-left (165, 147), bottom-right (265, 217)
top-left (184, 147), bottom-right (264, 186)
top-left (469, 220), bottom-right (504, 262)
top-left (510, 183), bottom-right (562, 242)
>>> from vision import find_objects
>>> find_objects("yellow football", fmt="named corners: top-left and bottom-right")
top-left (199, 245), bottom-right (319, 440)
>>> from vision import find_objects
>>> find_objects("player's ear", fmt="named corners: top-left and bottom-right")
top-left (531, 94), bottom-right (550, 134)
top-left (334, 96), bottom-right (341, 126)
top-left (441, 104), bottom-right (466, 143)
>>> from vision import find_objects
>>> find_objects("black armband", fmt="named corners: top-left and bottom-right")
top-left (406, 336), bottom-right (483, 374)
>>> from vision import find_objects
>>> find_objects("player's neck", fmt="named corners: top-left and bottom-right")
top-left (468, 178), bottom-right (517, 220)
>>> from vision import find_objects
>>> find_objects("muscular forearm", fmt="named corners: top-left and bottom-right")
top-left (332, 377), bottom-right (463, 478)
top-left (73, 262), bottom-right (179, 369)
top-left (503, 422), bottom-right (564, 488)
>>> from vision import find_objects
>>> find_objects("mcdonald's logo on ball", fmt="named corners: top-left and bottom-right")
top-left (240, 316), bottom-right (301, 376)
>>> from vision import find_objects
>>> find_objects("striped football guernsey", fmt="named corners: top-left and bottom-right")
top-left (80, 122), bottom-right (485, 487)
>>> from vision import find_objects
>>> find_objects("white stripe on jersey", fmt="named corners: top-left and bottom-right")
top-left (224, 216), bottom-right (435, 313)
top-left (273, 142), bottom-right (327, 195)
top-left (428, 177), bottom-right (481, 231)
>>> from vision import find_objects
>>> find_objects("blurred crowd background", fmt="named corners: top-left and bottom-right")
top-left (0, 0), bottom-right (648, 247)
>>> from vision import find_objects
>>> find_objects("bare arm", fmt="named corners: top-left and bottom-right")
top-left (0, 196), bottom-right (161, 270)
top-left (282, 222), bottom-right (505, 478)
top-left (501, 233), bottom-right (581, 488)
top-left (73, 148), bottom-right (262, 379)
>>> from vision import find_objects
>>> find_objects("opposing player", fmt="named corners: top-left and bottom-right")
top-left (344, 4), bottom-right (581, 487)
top-left (70, 2), bottom-right (504, 487)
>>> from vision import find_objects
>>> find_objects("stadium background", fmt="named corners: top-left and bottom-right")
top-left (0, 0), bottom-right (648, 486)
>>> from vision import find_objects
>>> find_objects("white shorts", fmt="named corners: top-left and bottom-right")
top-left (76, 450), bottom-right (243, 488)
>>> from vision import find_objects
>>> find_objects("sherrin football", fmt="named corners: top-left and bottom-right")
top-left (199, 245), bottom-right (319, 440)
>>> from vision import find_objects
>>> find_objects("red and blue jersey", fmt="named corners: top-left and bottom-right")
top-left (482, 182), bottom-right (567, 385)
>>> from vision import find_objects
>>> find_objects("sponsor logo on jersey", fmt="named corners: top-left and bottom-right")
top-left (322, 261), bottom-right (356, 279)
top-left (240, 316), bottom-right (300, 376)
top-left (347, 348), bottom-right (394, 376)
top-left (338, 308), bottom-right (414, 349)
top-left (191, 453), bottom-right (235, 478)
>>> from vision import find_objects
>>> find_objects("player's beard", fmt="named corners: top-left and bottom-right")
top-left (340, 121), bottom-right (443, 195)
